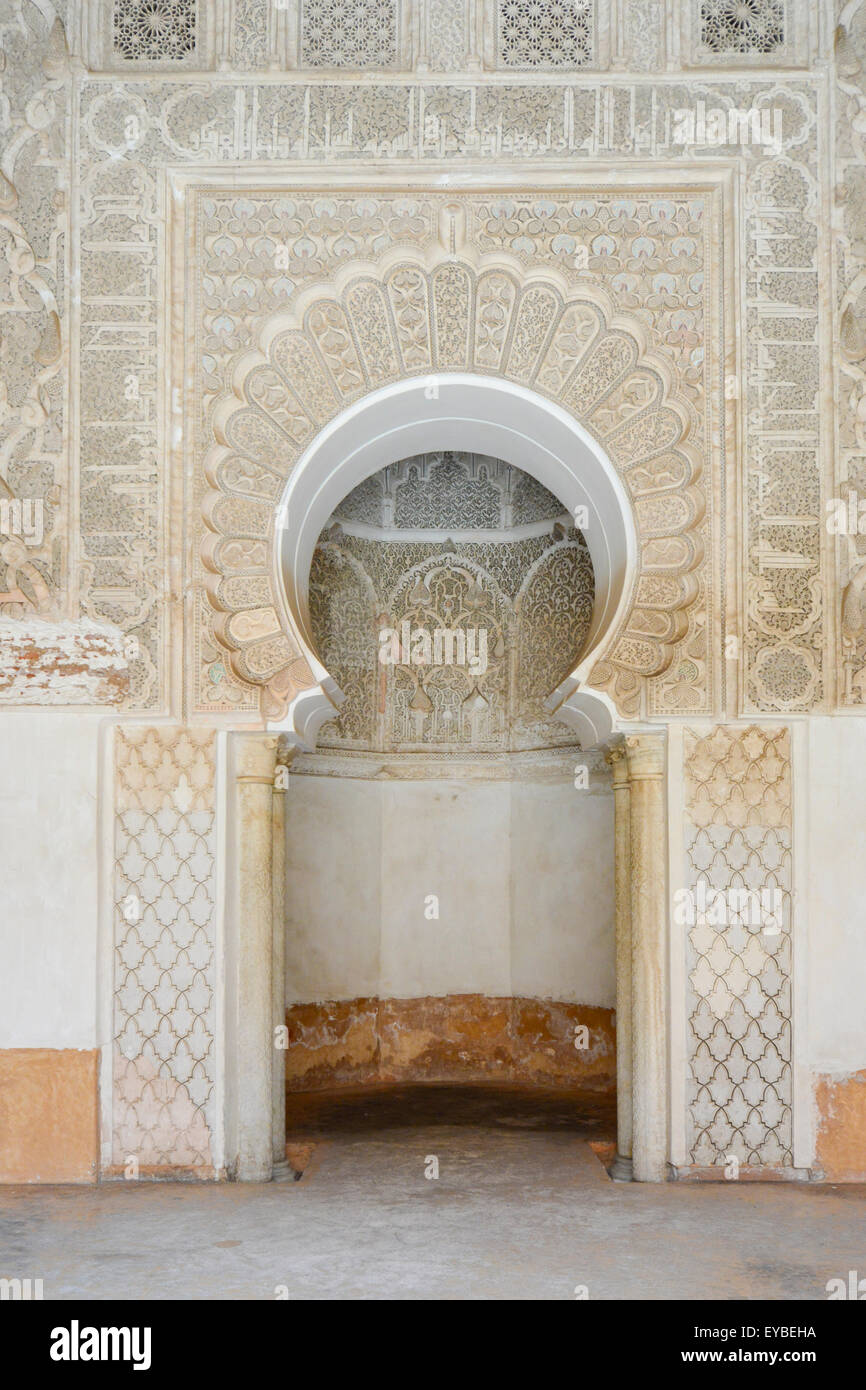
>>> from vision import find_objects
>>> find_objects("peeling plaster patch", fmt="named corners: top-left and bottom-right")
top-left (0, 618), bottom-right (129, 703)
top-left (815, 1070), bottom-right (866, 1182)
top-left (285, 996), bottom-right (616, 1091)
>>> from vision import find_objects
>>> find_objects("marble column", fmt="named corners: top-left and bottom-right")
top-left (625, 733), bottom-right (668, 1183)
top-left (606, 740), bottom-right (633, 1181)
top-left (270, 740), bottom-right (292, 1177)
top-left (234, 733), bottom-right (277, 1182)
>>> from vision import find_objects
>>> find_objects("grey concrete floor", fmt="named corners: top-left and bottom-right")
top-left (2, 1085), bottom-right (864, 1300)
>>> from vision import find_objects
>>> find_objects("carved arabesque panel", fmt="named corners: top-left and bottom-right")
top-left (386, 556), bottom-right (511, 749)
top-left (308, 543), bottom-right (379, 746)
top-left (0, 9), bottom-right (68, 638)
top-left (426, 0), bottom-right (467, 71)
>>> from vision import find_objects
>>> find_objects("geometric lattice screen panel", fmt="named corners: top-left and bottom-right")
top-left (112, 0), bottom-right (200, 64)
top-left (300, 0), bottom-right (401, 68)
top-left (683, 726), bottom-right (793, 1168)
top-left (113, 728), bottom-right (217, 1172)
top-left (497, 0), bottom-right (595, 67)
top-left (693, 0), bottom-right (789, 62)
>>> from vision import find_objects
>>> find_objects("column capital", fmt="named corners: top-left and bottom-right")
top-left (605, 737), bottom-right (631, 788)
top-left (625, 732), bottom-right (666, 780)
top-left (235, 732), bottom-right (278, 784)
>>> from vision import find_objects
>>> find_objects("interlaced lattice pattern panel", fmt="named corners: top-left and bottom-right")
top-left (497, 0), bottom-right (595, 68)
top-left (300, 0), bottom-right (400, 69)
top-left (683, 726), bottom-right (793, 1169)
top-left (112, 0), bottom-right (198, 63)
top-left (113, 727), bottom-right (216, 1170)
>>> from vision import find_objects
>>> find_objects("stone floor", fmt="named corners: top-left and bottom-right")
top-left (2, 1085), bottom-right (864, 1300)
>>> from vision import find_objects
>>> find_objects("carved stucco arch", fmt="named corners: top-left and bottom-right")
top-left (201, 249), bottom-right (705, 745)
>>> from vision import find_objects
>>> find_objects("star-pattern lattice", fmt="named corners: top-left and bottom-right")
top-left (113, 0), bottom-right (198, 63)
top-left (300, 0), bottom-right (400, 68)
top-left (699, 0), bottom-right (785, 56)
top-left (498, 0), bottom-right (594, 68)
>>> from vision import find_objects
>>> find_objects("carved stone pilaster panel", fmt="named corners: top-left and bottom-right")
top-left (112, 726), bottom-right (217, 1172)
top-left (682, 724), bottom-right (793, 1169)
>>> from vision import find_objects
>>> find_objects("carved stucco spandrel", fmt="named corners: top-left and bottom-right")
top-left (199, 240), bottom-right (708, 724)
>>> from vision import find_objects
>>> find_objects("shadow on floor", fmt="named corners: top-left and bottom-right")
top-left (285, 1081), bottom-right (617, 1140)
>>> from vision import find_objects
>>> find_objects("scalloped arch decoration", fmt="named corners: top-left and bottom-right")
top-left (201, 253), bottom-right (705, 725)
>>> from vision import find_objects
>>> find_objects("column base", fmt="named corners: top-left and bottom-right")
top-left (271, 1158), bottom-right (300, 1182)
top-left (610, 1152), bottom-right (634, 1182)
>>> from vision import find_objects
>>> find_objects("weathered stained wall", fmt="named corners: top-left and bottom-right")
top-left (285, 996), bottom-right (615, 1091)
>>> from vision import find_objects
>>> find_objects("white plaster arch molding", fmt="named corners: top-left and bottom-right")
top-left (273, 374), bottom-right (634, 749)
top-left (201, 250), bottom-right (705, 738)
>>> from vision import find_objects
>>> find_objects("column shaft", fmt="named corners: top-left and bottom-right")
top-left (271, 745), bottom-right (289, 1167)
top-left (234, 734), bottom-right (277, 1181)
top-left (607, 741), bottom-right (633, 1180)
top-left (626, 734), bottom-right (668, 1183)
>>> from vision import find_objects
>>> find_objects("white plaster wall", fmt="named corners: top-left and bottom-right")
top-left (0, 713), bottom-right (103, 1048)
top-left (804, 718), bottom-right (866, 1074)
top-left (511, 782), bottom-right (615, 1006)
top-left (379, 781), bottom-right (512, 997)
top-left (285, 770), bottom-right (614, 1005)
top-left (285, 774), bottom-right (381, 1002)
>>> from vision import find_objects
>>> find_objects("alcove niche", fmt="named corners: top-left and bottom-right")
top-left (281, 449), bottom-right (616, 1099)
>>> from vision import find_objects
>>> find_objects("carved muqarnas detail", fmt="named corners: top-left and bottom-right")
top-left (202, 256), bottom-right (704, 722)
top-left (113, 0), bottom-right (197, 63)
top-left (309, 506), bottom-right (594, 751)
